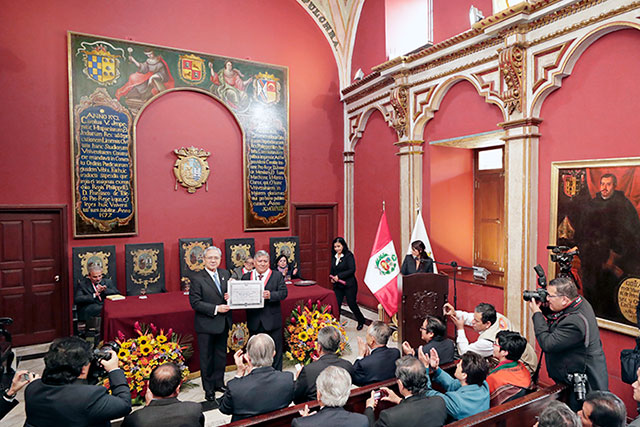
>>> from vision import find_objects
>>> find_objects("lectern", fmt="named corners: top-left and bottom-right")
top-left (399, 273), bottom-right (448, 350)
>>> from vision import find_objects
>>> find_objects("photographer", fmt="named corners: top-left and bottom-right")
top-left (24, 336), bottom-right (131, 426)
top-left (529, 276), bottom-right (608, 410)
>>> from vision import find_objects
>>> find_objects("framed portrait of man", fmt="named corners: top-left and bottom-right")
top-left (550, 158), bottom-right (640, 335)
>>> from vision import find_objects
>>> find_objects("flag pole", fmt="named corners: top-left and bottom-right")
top-left (382, 200), bottom-right (385, 212)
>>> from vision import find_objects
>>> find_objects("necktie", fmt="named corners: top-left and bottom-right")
top-left (213, 272), bottom-right (222, 295)
top-left (258, 274), bottom-right (264, 281)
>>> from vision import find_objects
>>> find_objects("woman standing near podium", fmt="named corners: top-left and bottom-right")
top-left (400, 240), bottom-right (434, 275)
top-left (329, 237), bottom-right (366, 331)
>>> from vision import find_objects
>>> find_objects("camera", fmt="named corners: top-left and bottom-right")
top-left (92, 341), bottom-right (120, 363)
top-left (373, 389), bottom-right (388, 401)
top-left (567, 373), bottom-right (588, 401)
top-left (523, 288), bottom-right (549, 303)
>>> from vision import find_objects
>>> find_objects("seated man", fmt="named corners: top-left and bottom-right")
top-left (294, 326), bottom-right (354, 404)
top-left (219, 333), bottom-right (294, 422)
top-left (231, 256), bottom-right (254, 280)
top-left (352, 321), bottom-right (401, 386)
top-left (74, 264), bottom-right (119, 322)
top-left (534, 401), bottom-right (581, 427)
top-left (486, 331), bottom-right (531, 397)
top-left (24, 336), bottom-right (131, 426)
top-left (122, 362), bottom-right (203, 427)
top-left (444, 302), bottom-right (537, 373)
top-left (365, 356), bottom-right (447, 427)
top-left (402, 315), bottom-right (456, 365)
top-left (292, 366), bottom-right (367, 427)
top-left (578, 391), bottom-right (627, 427)
top-left (0, 369), bottom-right (38, 421)
top-left (422, 348), bottom-right (490, 420)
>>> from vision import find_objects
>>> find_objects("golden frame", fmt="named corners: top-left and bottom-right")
top-left (550, 157), bottom-right (640, 336)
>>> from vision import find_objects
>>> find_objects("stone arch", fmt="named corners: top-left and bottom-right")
top-left (530, 22), bottom-right (640, 117)
top-left (348, 104), bottom-right (393, 151)
top-left (412, 74), bottom-right (506, 140)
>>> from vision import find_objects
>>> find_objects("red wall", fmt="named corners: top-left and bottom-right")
top-left (351, 0), bottom-right (387, 77)
top-left (433, 0), bottom-right (493, 43)
top-left (353, 110), bottom-right (401, 309)
top-left (0, 0), bottom-right (344, 321)
top-left (538, 28), bottom-right (640, 413)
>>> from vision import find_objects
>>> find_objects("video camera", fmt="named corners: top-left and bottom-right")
top-left (567, 373), bottom-right (588, 401)
top-left (547, 245), bottom-right (579, 277)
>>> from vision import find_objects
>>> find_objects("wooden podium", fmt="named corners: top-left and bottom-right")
top-left (398, 273), bottom-right (449, 349)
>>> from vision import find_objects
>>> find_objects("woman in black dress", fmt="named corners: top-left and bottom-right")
top-left (400, 240), bottom-right (434, 275)
top-left (273, 254), bottom-right (299, 280)
top-left (330, 237), bottom-right (366, 330)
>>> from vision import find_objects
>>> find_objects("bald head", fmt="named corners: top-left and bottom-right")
top-left (149, 362), bottom-right (181, 398)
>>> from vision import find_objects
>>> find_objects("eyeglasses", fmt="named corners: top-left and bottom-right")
top-left (547, 294), bottom-right (562, 299)
top-left (419, 327), bottom-right (427, 332)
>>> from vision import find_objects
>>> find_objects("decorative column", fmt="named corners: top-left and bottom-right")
top-left (395, 140), bottom-right (424, 252)
top-left (343, 150), bottom-right (355, 246)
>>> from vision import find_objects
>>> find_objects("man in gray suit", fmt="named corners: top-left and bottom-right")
top-left (189, 246), bottom-right (232, 401)
top-left (292, 366), bottom-right (367, 427)
top-left (122, 363), bottom-right (203, 427)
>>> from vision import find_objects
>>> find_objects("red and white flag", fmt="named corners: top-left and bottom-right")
top-left (406, 211), bottom-right (438, 273)
top-left (364, 211), bottom-right (400, 316)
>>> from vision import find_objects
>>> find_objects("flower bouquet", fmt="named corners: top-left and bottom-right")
top-left (284, 299), bottom-right (349, 365)
top-left (102, 321), bottom-right (193, 405)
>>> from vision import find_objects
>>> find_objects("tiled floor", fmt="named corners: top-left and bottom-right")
top-left (3, 306), bottom-right (389, 427)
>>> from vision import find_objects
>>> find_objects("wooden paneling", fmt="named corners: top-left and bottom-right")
top-left (293, 205), bottom-right (337, 287)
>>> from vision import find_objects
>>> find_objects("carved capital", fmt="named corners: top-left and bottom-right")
top-left (499, 44), bottom-right (525, 115)
top-left (389, 86), bottom-right (409, 138)
top-left (343, 151), bottom-right (355, 164)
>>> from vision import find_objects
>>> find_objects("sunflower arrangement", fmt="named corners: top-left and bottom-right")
top-left (101, 321), bottom-right (193, 405)
top-left (284, 299), bottom-right (349, 365)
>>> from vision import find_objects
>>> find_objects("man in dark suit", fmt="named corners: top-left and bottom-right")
top-left (24, 336), bottom-right (131, 427)
top-left (219, 334), bottom-right (294, 422)
top-left (0, 369), bottom-right (38, 421)
top-left (188, 246), bottom-right (232, 401)
top-left (292, 366), bottom-right (367, 427)
top-left (353, 321), bottom-right (401, 386)
top-left (242, 250), bottom-right (288, 370)
top-left (294, 326), bottom-right (354, 403)
top-left (74, 263), bottom-right (119, 321)
top-left (365, 356), bottom-right (447, 427)
top-left (122, 362), bottom-right (203, 427)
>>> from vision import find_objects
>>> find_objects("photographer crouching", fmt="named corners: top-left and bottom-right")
top-left (24, 336), bottom-right (131, 426)
top-left (528, 276), bottom-right (608, 411)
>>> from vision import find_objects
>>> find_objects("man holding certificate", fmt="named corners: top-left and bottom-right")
top-left (189, 246), bottom-right (232, 401)
top-left (242, 250), bottom-right (288, 370)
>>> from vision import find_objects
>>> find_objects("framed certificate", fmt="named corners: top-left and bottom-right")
top-left (228, 280), bottom-right (264, 309)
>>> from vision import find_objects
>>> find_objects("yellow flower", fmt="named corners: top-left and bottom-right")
top-left (156, 334), bottom-right (168, 344)
top-left (137, 335), bottom-right (150, 346)
top-left (142, 366), bottom-right (153, 377)
top-left (140, 344), bottom-right (153, 356)
top-left (160, 344), bottom-right (171, 353)
top-left (298, 331), bottom-right (309, 341)
top-left (118, 348), bottom-right (131, 359)
top-left (299, 316), bottom-right (307, 326)
top-left (121, 341), bottom-right (132, 349)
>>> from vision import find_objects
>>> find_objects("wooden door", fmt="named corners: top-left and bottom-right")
top-left (0, 208), bottom-right (68, 346)
top-left (293, 205), bottom-right (337, 287)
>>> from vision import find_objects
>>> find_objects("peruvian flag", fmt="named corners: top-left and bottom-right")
top-left (364, 211), bottom-right (400, 316)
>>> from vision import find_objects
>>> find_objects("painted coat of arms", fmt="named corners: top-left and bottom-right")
top-left (173, 146), bottom-right (211, 193)
top-left (76, 41), bottom-right (124, 85)
top-left (253, 72), bottom-right (281, 104)
top-left (179, 54), bottom-right (206, 84)
top-left (375, 253), bottom-right (398, 275)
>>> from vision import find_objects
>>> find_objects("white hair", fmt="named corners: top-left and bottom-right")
top-left (254, 250), bottom-right (269, 260)
top-left (204, 246), bottom-right (222, 257)
top-left (246, 334), bottom-right (275, 367)
top-left (316, 366), bottom-right (352, 407)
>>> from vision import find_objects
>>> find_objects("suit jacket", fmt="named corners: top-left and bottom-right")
top-left (0, 395), bottom-right (18, 421)
top-left (421, 337), bottom-right (457, 365)
top-left (121, 397), bottom-right (204, 427)
top-left (74, 277), bottom-right (119, 318)
top-left (330, 252), bottom-right (357, 288)
top-left (219, 366), bottom-right (294, 422)
top-left (400, 254), bottom-right (434, 275)
top-left (242, 270), bottom-right (288, 332)
top-left (292, 406), bottom-right (368, 427)
top-left (365, 394), bottom-right (447, 427)
top-left (352, 346), bottom-right (401, 386)
top-left (189, 268), bottom-right (232, 335)
top-left (294, 353), bottom-right (354, 403)
top-left (24, 368), bottom-right (131, 427)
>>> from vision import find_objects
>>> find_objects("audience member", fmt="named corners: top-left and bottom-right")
top-left (577, 391), bottom-right (626, 427)
top-left (121, 362), bottom-right (203, 427)
top-left (231, 256), bottom-right (254, 280)
top-left (352, 321), bottom-right (400, 386)
top-left (219, 334), bottom-right (294, 422)
top-left (529, 277), bottom-right (608, 410)
top-left (292, 366), bottom-right (367, 427)
top-left (444, 301), bottom-right (537, 373)
top-left (365, 356), bottom-right (446, 427)
top-left (294, 326), bottom-right (354, 404)
top-left (487, 331), bottom-right (531, 398)
top-left (534, 400), bottom-right (581, 427)
top-left (422, 348), bottom-right (490, 420)
top-left (630, 367), bottom-right (640, 426)
top-left (273, 254), bottom-right (299, 280)
top-left (0, 370), bottom-right (38, 420)
top-left (74, 263), bottom-right (119, 322)
top-left (243, 250), bottom-right (288, 370)
top-left (402, 315), bottom-right (456, 365)
top-left (24, 336), bottom-right (131, 426)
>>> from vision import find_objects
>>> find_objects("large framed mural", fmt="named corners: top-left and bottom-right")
top-left (550, 158), bottom-right (640, 335)
top-left (68, 32), bottom-right (289, 237)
